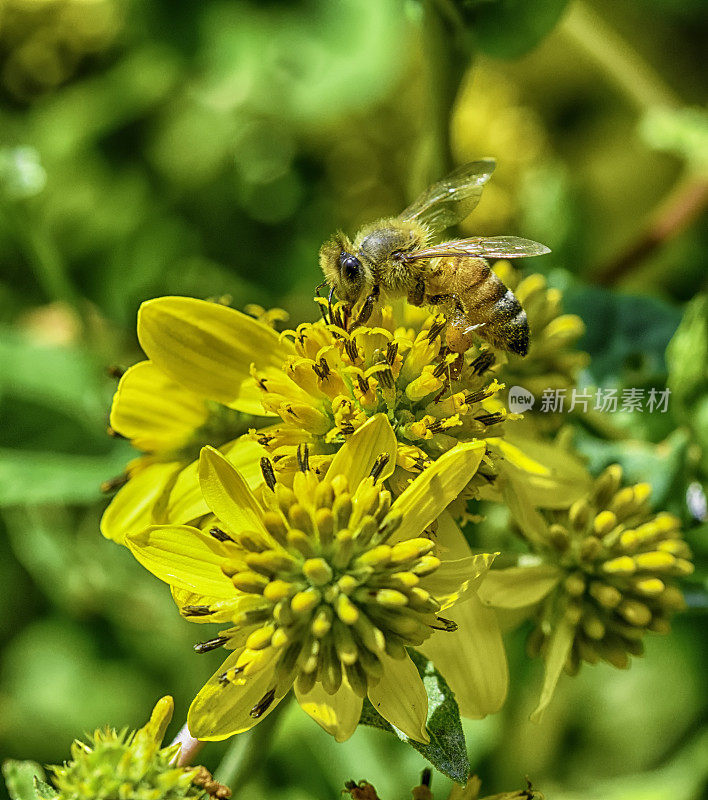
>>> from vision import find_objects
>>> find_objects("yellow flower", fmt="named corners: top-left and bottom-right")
top-left (101, 359), bottom-right (265, 543)
top-left (44, 696), bottom-right (225, 799)
top-left (126, 416), bottom-right (504, 743)
top-left (478, 464), bottom-right (694, 721)
top-left (133, 295), bottom-right (510, 504)
top-left (101, 299), bottom-right (292, 542)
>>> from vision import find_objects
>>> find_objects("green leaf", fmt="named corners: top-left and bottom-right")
top-left (452, 0), bottom-right (570, 58)
top-left (2, 760), bottom-right (55, 800)
top-left (33, 779), bottom-right (59, 800)
top-left (358, 650), bottom-right (469, 784)
top-left (666, 294), bottom-right (708, 417)
top-left (0, 444), bottom-right (134, 506)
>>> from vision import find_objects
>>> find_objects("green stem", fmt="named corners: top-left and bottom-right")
top-left (1, 203), bottom-right (86, 329)
top-left (421, 0), bottom-right (470, 180)
top-left (561, 2), bottom-right (680, 113)
top-left (213, 697), bottom-right (287, 790)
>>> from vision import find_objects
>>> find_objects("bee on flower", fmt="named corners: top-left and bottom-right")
top-left (126, 417), bottom-right (505, 742)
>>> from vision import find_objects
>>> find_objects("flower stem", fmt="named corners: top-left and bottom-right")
top-left (213, 698), bottom-right (287, 791)
top-left (172, 722), bottom-right (205, 767)
top-left (560, 2), bottom-right (680, 113)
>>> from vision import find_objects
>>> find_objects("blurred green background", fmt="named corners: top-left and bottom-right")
top-left (0, 1), bottom-right (706, 798)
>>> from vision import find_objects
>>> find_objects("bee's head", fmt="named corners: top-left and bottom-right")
top-left (319, 232), bottom-right (373, 304)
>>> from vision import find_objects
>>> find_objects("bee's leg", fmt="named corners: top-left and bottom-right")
top-left (351, 285), bottom-right (380, 328)
top-left (407, 279), bottom-right (426, 307)
top-left (426, 292), bottom-right (465, 315)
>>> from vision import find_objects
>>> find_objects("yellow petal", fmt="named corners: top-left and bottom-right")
top-left (188, 650), bottom-right (289, 740)
top-left (435, 511), bottom-right (472, 560)
top-left (477, 565), bottom-right (562, 610)
top-left (325, 413), bottom-right (397, 487)
top-left (419, 594), bottom-right (508, 719)
top-left (295, 679), bottom-right (363, 743)
top-left (138, 296), bottom-right (293, 414)
top-left (421, 552), bottom-right (496, 609)
top-left (110, 361), bottom-right (209, 452)
top-left (367, 652), bottom-right (429, 743)
top-left (171, 587), bottom-right (242, 624)
top-left (390, 441), bottom-right (486, 542)
top-left (126, 524), bottom-right (235, 597)
top-left (100, 461), bottom-right (182, 543)
top-left (489, 436), bottom-right (591, 509)
top-left (502, 480), bottom-right (548, 547)
top-left (198, 446), bottom-right (267, 536)
top-left (530, 616), bottom-right (575, 723)
top-left (167, 436), bottom-right (265, 525)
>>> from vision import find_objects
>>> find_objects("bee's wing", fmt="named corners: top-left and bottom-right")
top-left (399, 159), bottom-right (496, 231)
top-left (402, 236), bottom-right (551, 261)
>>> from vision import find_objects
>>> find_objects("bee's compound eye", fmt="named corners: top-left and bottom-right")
top-left (339, 252), bottom-right (363, 282)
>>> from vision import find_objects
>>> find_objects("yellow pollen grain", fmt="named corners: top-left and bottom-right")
top-left (291, 587), bottom-right (321, 614)
top-left (271, 628), bottom-right (291, 648)
top-left (355, 545), bottom-right (392, 569)
top-left (593, 510), bottom-right (617, 536)
top-left (302, 557), bottom-right (333, 585)
top-left (375, 589), bottom-right (409, 607)
top-left (633, 577), bottom-right (665, 596)
top-left (337, 574), bottom-right (359, 595)
top-left (245, 628), bottom-right (273, 650)
top-left (390, 538), bottom-right (435, 564)
top-left (311, 606), bottom-right (333, 637)
top-left (633, 551), bottom-right (676, 571)
top-left (602, 556), bottom-right (636, 575)
top-left (618, 599), bottom-right (652, 627)
top-left (336, 594), bottom-right (360, 625)
top-left (263, 579), bottom-right (295, 602)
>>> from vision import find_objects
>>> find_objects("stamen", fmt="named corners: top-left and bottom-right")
top-left (475, 411), bottom-right (504, 426)
top-left (297, 443), bottom-right (310, 473)
top-left (100, 473), bottom-right (129, 494)
top-left (182, 605), bottom-right (212, 617)
top-left (369, 453), bottom-right (390, 482)
top-left (250, 687), bottom-right (276, 718)
top-left (427, 317), bottom-right (446, 341)
top-left (356, 374), bottom-right (370, 395)
top-left (431, 616), bottom-right (458, 632)
top-left (194, 636), bottom-right (229, 653)
top-left (260, 457), bottom-right (277, 491)
top-left (344, 337), bottom-right (360, 362)
top-left (470, 352), bottom-right (495, 375)
top-left (210, 526), bottom-right (234, 543)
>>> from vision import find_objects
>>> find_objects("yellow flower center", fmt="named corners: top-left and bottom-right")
top-left (252, 302), bottom-right (504, 488)
top-left (191, 453), bottom-right (452, 706)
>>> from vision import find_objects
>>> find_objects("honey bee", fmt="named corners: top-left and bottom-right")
top-left (319, 159), bottom-right (550, 356)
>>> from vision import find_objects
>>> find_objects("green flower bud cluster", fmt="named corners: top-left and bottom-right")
top-left (529, 464), bottom-right (693, 673)
top-left (44, 697), bottom-right (218, 800)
